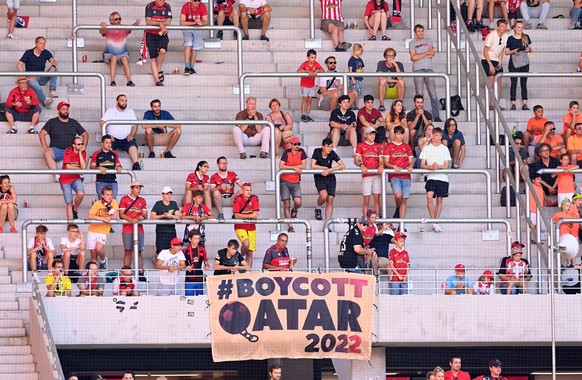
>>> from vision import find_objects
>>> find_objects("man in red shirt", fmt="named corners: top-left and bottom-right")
top-left (210, 156), bottom-right (244, 220)
top-left (5, 77), bottom-right (41, 134)
top-left (145, 0), bottom-right (173, 86)
top-left (444, 355), bottom-right (471, 380)
top-left (60, 136), bottom-right (87, 219)
top-left (119, 181), bottom-right (148, 279)
top-left (262, 233), bottom-right (296, 271)
top-left (357, 94), bottom-right (386, 142)
top-left (279, 136), bottom-right (307, 232)
top-left (233, 182), bottom-right (260, 267)
top-left (355, 127), bottom-right (383, 216)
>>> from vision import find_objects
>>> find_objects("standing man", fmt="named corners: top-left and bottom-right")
top-left (329, 94), bottom-right (358, 152)
top-left (100, 94), bottom-right (141, 171)
top-left (419, 127), bottom-right (451, 232)
top-left (100, 12), bottom-right (140, 87)
top-left (384, 125), bottom-right (414, 219)
top-left (155, 238), bottom-right (186, 296)
top-left (60, 137), bottom-right (87, 220)
top-left (40, 101), bottom-right (88, 180)
top-left (239, 0), bottom-right (271, 41)
top-left (481, 20), bottom-right (509, 108)
top-left (376, 48), bottom-right (406, 112)
top-left (119, 181), bottom-right (148, 279)
top-left (180, 0), bottom-right (208, 75)
top-left (232, 182), bottom-right (260, 267)
top-left (320, 0), bottom-right (351, 51)
top-left (279, 136), bottom-right (307, 232)
top-left (183, 230), bottom-right (210, 296)
top-left (145, 0), bottom-right (173, 86)
top-left (5, 77), bottom-right (41, 135)
top-left (151, 186), bottom-right (182, 262)
top-left (87, 186), bottom-right (119, 270)
top-left (210, 156), bottom-right (244, 220)
top-left (407, 94), bottom-right (433, 148)
top-left (409, 25), bottom-right (441, 122)
top-left (268, 364), bottom-right (282, 380)
top-left (355, 127), bottom-right (384, 216)
top-left (233, 96), bottom-right (270, 159)
top-left (142, 99), bottom-right (182, 158)
top-left (444, 356), bottom-right (471, 380)
top-left (90, 134), bottom-right (122, 200)
top-left (17, 36), bottom-right (58, 108)
top-left (311, 137), bottom-right (345, 221)
top-left (263, 233), bottom-right (295, 271)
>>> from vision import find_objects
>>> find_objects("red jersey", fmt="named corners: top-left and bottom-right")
top-left (181, 202), bottom-right (211, 232)
top-left (362, 224), bottom-right (377, 247)
top-left (145, 1), bottom-right (173, 34)
top-left (444, 370), bottom-right (471, 380)
top-left (357, 107), bottom-right (383, 129)
top-left (320, 0), bottom-right (344, 22)
top-left (364, 0), bottom-right (389, 16)
top-left (214, 0), bottom-right (235, 16)
top-left (181, 1), bottom-right (207, 21)
top-left (119, 195), bottom-right (147, 234)
top-left (280, 148), bottom-right (308, 183)
top-left (384, 141), bottom-right (413, 180)
top-left (356, 141), bottom-right (383, 177)
top-left (388, 248), bottom-right (410, 282)
top-left (210, 171), bottom-right (240, 196)
top-left (263, 244), bottom-right (291, 269)
top-left (186, 172), bottom-right (210, 189)
top-left (298, 60), bottom-right (324, 88)
top-left (232, 194), bottom-right (260, 231)
top-left (60, 147), bottom-right (87, 185)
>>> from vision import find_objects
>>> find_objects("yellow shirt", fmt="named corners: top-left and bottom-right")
top-left (88, 199), bottom-right (119, 235)
top-left (44, 273), bottom-right (72, 296)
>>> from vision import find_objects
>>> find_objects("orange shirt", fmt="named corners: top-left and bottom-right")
top-left (567, 135), bottom-right (582, 161)
top-left (562, 112), bottom-right (582, 134)
top-left (536, 134), bottom-right (564, 158)
top-left (529, 183), bottom-right (544, 213)
top-left (552, 211), bottom-right (577, 236)
top-left (527, 117), bottom-right (548, 136)
top-left (555, 165), bottom-right (577, 194)
top-left (568, 206), bottom-right (580, 236)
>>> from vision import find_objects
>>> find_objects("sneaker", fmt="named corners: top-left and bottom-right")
top-left (138, 271), bottom-right (147, 282)
top-left (189, 67), bottom-right (197, 75)
top-left (239, 152), bottom-right (247, 159)
top-left (136, 59), bottom-right (147, 65)
top-left (32, 272), bottom-right (38, 281)
top-left (148, 151), bottom-right (155, 158)
top-left (164, 151), bottom-right (176, 158)
top-left (314, 208), bottom-right (322, 221)
top-left (110, 81), bottom-right (117, 86)
top-left (522, 104), bottom-right (530, 111)
top-left (524, 22), bottom-right (532, 29)
top-left (259, 151), bottom-right (268, 159)
top-left (291, 208), bottom-right (298, 218)
top-left (378, 105), bottom-right (386, 112)
top-left (217, 30), bottom-right (223, 40)
top-left (217, 213), bottom-right (225, 220)
top-left (304, 115), bottom-right (315, 122)
top-left (49, 89), bottom-right (58, 98)
top-left (127, 81), bottom-right (135, 87)
top-left (99, 257), bottom-right (108, 270)
top-left (432, 223), bottom-right (441, 232)
top-left (132, 162), bottom-right (141, 170)
top-left (260, 34), bottom-right (270, 41)
top-left (110, 227), bottom-right (115, 233)
top-left (510, 104), bottom-right (517, 111)
top-left (10, 226), bottom-right (17, 233)
top-left (72, 209), bottom-right (79, 219)
top-left (476, 20), bottom-right (485, 30)
top-left (335, 45), bottom-right (346, 52)
top-left (288, 226), bottom-right (295, 233)
top-left (450, 20), bottom-right (457, 33)
top-left (43, 97), bottom-right (53, 108)
top-left (536, 23), bottom-right (548, 30)
top-left (6, 33), bottom-right (16, 39)
top-left (183, 67), bottom-right (191, 76)
top-left (242, 34), bottom-right (249, 40)
top-left (339, 42), bottom-right (352, 49)
top-left (467, 21), bottom-right (476, 32)
top-left (300, 115), bottom-right (307, 122)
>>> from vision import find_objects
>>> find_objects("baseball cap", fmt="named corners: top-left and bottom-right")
top-left (170, 237), bottom-right (183, 246)
top-left (482, 270), bottom-right (493, 277)
top-left (365, 127), bottom-right (377, 134)
top-left (161, 186), bottom-right (173, 194)
top-left (394, 231), bottom-right (407, 239)
top-left (57, 101), bottom-right (71, 110)
top-left (289, 136), bottom-right (301, 144)
top-left (358, 216), bottom-right (368, 225)
top-left (16, 76), bottom-right (27, 83)
top-left (511, 241), bottom-right (525, 249)
top-left (130, 180), bottom-right (144, 188)
top-left (489, 359), bottom-right (502, 367)
top-left (573, 194), bottom-right (582, 200)
top-left (454, 263), bottom-right (466, 271)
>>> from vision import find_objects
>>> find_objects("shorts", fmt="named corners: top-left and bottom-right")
top-left (52, 147), bottom-right (65, 162)
top-left (361, 175), bottom-right (382, 196)
top-left (390, 177), bottom-right (412, 198)
top-left (280, 180), bottom-right (302, 201)
top-left (87, 231), bottom-right (108, 250)
top-left (152, 132), bottom-right (172, 147)
top-left (5, 106), bottom-right (41, 122)
top-left (321, 19), bottom-right (344, 31)
top-left (557, 193), bottom-right (574, 206)
top-left (60, 178), bottom-right (84, 205)
top-left (6, 0), bottom-right (20, 9)
top-left (112, 137), bottom-right (137, 153)
top-left (327, 129), bottom-right (351, 147)
top-left (182, 29), bottom-right (204, 50)
top-left (214, 15), bottom-right (234, 24)
top-left (247, 17), bottom-right (263, 29)
top-left (314, 175), bottom-right (337, 197)
top-left (235, 229), bottom-right (256, 252)
top-left (185, 282), bottom-right (204, 296)
top-left (158, 283), bottom-right (179, 296)
top-left (301, 86), bottom-right (317, 98)
top-left (425, 179), bottom-right (449, 198)
top-left (122, 232), bottom-right (145, 251)
top-left (481, 59), bottom-right (503, 77)
top-left (349, 80), bottom-right (363, 97)
top-left (103, 51), bottom-right (130, 62)
top-left (377, 256), bottom-right (390, 270)
top-left (146, 33), bottom-right (169, 59)
top-left (156, 230), bottom-right (177, 253)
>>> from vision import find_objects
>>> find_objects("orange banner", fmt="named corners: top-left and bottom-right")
top-left (207, 272), bottom-right (375, 362)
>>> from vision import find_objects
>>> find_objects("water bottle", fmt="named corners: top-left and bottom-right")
top-left (139, 159), bottom-right (144, 170)
top-left (512, 125), bottom-right (518, 137)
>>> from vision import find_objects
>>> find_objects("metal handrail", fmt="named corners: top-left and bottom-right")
top-left (322, 218), bottom-right (513, 272)
top-left (0, 169), bottom-right (137, 182)
top-left (239, 72), bottom-right (451, 118)
top-left (21, 218), bottom-right (313, 282)
top-left (0, 71), bottom-right (106, 115)
top-left (100, 119), bottom-right (277, 181)
top-left (71, 25), bottom-right (243, 84)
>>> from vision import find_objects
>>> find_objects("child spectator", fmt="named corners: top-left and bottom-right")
top-left (504, 249), bottom-right (529, 295)
top-left (60, 223), bottom-right (86, 275)
top-left (552, 199), bottom-right (578, 246)
top-left (297, 49), bottom-right (324, 123)
top-left (523, 105), bottom-right (548, 149)
top-left (27, 224), bottom-right (56, 277)
top-left (562, 101), bottom-right (582, 144)
top-left (183, 230), bottom-right (209, 296)
top-left (155, 237), bottom-right (187, 296)
top-left (507, 0), bottom-right (522, 27)
top-left (45, 259), bottom-right (72, 297)
top-left (77, 261), bottom-right (105, 297)
top-left (387, 231), bottom-right (410, 295)
top-left (384, 125), bottom-right (414, 219)
top-left (473, 270), bottom-right (495, 295)
top-left (571, 193), bottom-right (582, 242)
top-left (348, 43), bottom-right (365, 108)
top-left (552, 153), bottom-right (579, 205)
top-left (87, 186), bottom-right (119, 270)
top-left (112, 266), bottom-right (140, 296)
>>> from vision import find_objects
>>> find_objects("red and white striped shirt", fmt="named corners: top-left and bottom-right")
top-left (320, 0), bottom-right (344, 22)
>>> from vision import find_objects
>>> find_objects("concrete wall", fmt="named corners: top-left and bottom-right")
top-left (28, 298), bottom-right (63, 380)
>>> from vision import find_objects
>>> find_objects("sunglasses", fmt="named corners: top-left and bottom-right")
top-left (112, 17), bottom-right (121, 21)
top-left (74, 143), bottom-right (84, 146)
top-left (293, 143), bottom-right (301, 146)
top-left (327, 61), bottom-right (337, 65)
top-left (550, 128), bottom-right (556, 131)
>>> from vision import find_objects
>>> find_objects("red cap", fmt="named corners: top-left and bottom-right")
top-left (482, 270), bottom-right (493, 277)
top-left (394, 232), bottom-right (407, 240)
top-left (454, 263), bottom-right (466, 271)
top-left (511, 241), bottom-right (525, 249)
top-left (289, 136), bottom-right (301, 144)
top-left (170, 237), bottom-right (183, 246)
top-left (57, 101), bottom-right (71, 110)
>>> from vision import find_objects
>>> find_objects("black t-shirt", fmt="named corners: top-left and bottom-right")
top-left (497, 256), bottom-right (531, 277)
top-left (92, 150), bottom-right (119, 183)
top-left (214, 248), bottom-right (245, 275)
top-left (370, 232), bottom-right (393, 259)
top-left (375, 60), bottom-right (405, 87)
top-left (183, 245), bottom-right (207, 282)
top-left (151, 200), bottom-right (179, 232)
top-left (529, 157), bottom-right (560, 194)
top-left (506, 35), bottom-right (532, 66)
top-left (329, 109), bottom-right (357, 131)
top-left (406, 109), bottom-right (433, 133)
top-left (41, 117), bottom-right (86, 150)
top-left (311, 148), bottom-right (341, 180)
top-left (20, 48), bottom-right (54, 72)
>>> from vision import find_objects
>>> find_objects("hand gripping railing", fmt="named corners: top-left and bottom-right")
top-left (322, 218), bottom-right (512, 272)
top-left (100, 119), bottom-right (277, 181)
top-left (21, 218), bottom-right (313, 282)
top-left (239, 72), bottom-right (451, 118)
top-left (72, 25), bottom-right (243, 84)
top-left (0, 71), bottom-right (106, 116)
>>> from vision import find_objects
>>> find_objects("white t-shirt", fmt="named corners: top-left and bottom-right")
top-left (101, 106), bottom-right (138, 140)
top-left (240, 0), bottom-right (268, 8)
top-left (27, 236), bottom-right (55, 251)
top-left (483, 31), bottom-right (508, 62)
top-left (60, 237), bottom-right (82, 256)
top-left (473, 281), bottom-right (495, 295)
top-left (419, 143), bottom-right (451, 182)
top-left (318, 74), bottom-right (343, 106)
top-left (157, 249), bottom-right (186, 285)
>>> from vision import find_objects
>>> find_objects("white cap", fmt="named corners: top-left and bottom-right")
top-left (161, 186), bottom-right (173, 194)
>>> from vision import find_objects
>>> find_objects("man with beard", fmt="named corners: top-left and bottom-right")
top-left (100, 94), bottom-right (140, 170)
top-left (39, 102), bottom-right (88, 181)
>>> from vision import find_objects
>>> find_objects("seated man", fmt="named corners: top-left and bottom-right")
top-left (329, 94), bottom-right (358, 153)
top-left (536, 121), bottom-right (566, 159)
top-left (239, 0), bottom-right (271, 41)
top-left (214, 239), bottom-right (249, 275)
top-left (376, 48), bottom-right (405, 112)
top-left (357, 95), bottom-right (386, 142)
top-left (213, 0), bottom-right (240, 40)
top-left (100, 12), bottom-right (140, 86)
top-left (210, 156), bottom-right (243, 220)
top-left (142, 99), bottom-right (182, 158)
top-left (59, 136), bottom-right (87, 220)
top-left (263, 233), bottom-right (296, 271)
top-left (78, 261), bottom-right (105, 297)
top-left (100, 94), bottom-right (141, 170)
top-left (520, 0), bottom-right (550, 29)
top-left (320, 0), bottom-right (351, 51)
top-left (233, 96), bottom-right (270, 159)
top-left (5, 77), bottom-right (41, 135)
top-left (17, 36), bottom-right (58, 108)
top-left (444, 263), bottom-right (475, 295)
top-left (497, 241), bottom-right (532, 294)
top-left (45, 259), bottom-right (72, 297)
top-left (318, 57), bottom-right (349, 111)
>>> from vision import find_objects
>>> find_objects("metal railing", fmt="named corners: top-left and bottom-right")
top-left (0, 169), bottom-right (137, 182)
top-left (238, 72), bottom-right (452, 119)
top-left (322, 218), bottom-right (513, 272)
top-left (71, 25), bottom-right (243, 84)
top-left (21, 218), bottom-right (313, 282)
top-left (0, 71), bottom-right (106, 115)
top-left (100, 119), bottom-right (277, 181)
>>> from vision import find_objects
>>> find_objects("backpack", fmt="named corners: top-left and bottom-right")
top-left (500, 185), bottom-right (516, 207)
top-left (338, 219), bottom-right (359, 269)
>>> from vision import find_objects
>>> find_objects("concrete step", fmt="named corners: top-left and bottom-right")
top-left (0, 354), bottom-right (34, 364)
top-left (0, 302), bottom-right (19, 311)
top-left (0, 337), bottom-right (29, 346)
top-left (0, 293), bottom-right (16, 302)
top-left (0, 276), bottom-right (13, 285)
top-left (0, 363), bottom-right (37, 374)
top-left (0, 345), bottom-right (31, 355)
top-left (0, 320), bottom-right (23, 329)
top-left (0, 328), bottom-right (26, 338)
top-left (0, 373), bottom-right (37, 380)
top-left (0, 311), bottom-right (28, 321)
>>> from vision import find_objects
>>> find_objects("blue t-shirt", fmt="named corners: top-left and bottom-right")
top-left (442, 129), bottom-right (465, 147)
top-left (19, 48), bottom-right (54, 72)
top-left (143, 109), bottom-right (175, 134)
top-left (348, 56), bottom-right (365, 82)
top-left (445, 275), bottom-right (473, 294)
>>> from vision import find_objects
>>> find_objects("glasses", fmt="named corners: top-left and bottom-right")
top-left (550, 128), bottom-right (556, 131)
top-left (293, 143), bottom-right (301, 146)
top-left (74, 143), bottom-right (84, 146)
top-left (193, 0), bottom-right (201, 2)
top-left (112, 17), bottom-right (121, 21)
top-left (327, 61), bottom-right (337, 65)
top-left (278, 239), bottom-right (288, 243)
